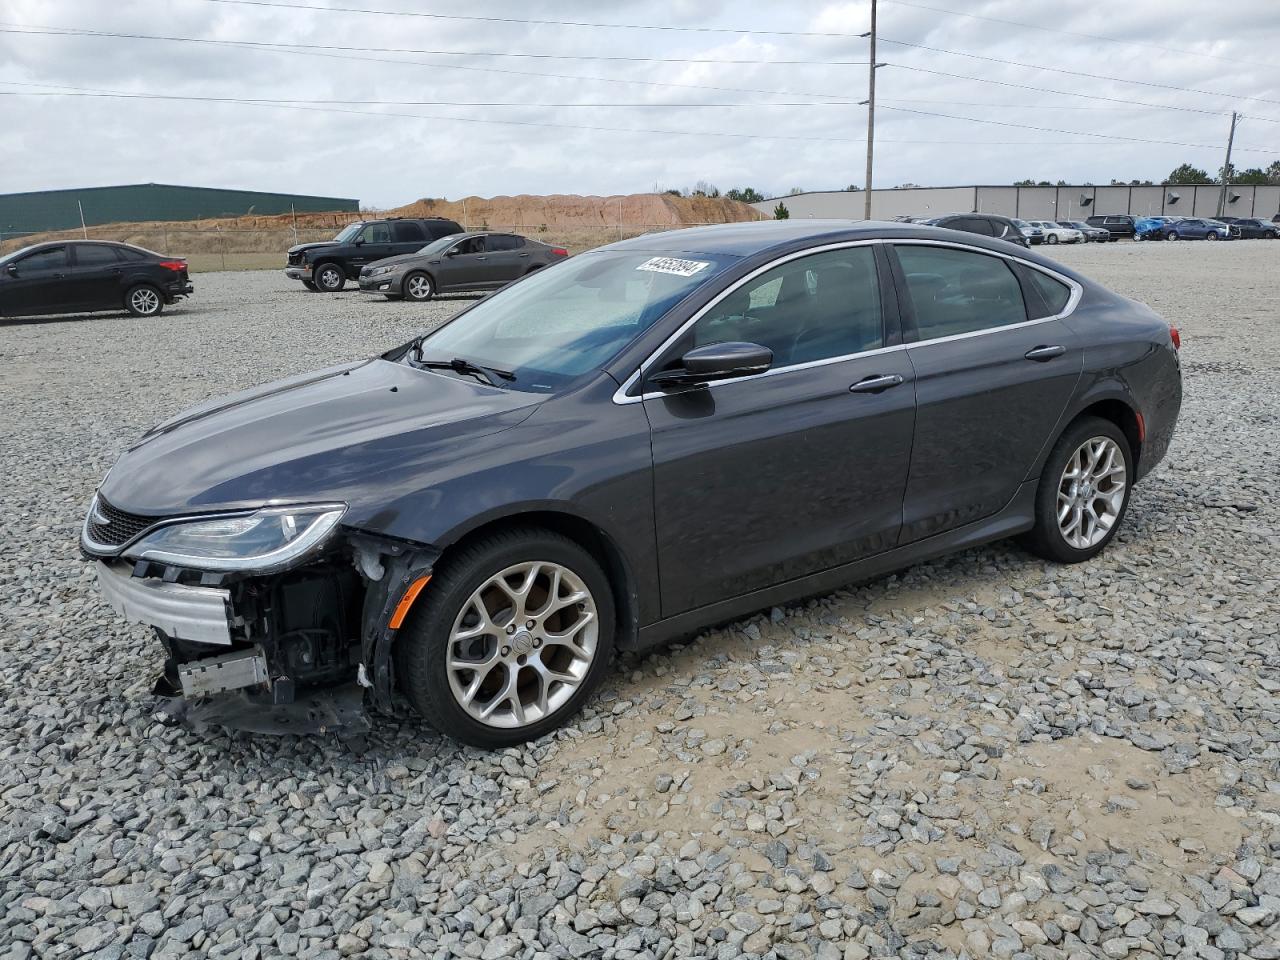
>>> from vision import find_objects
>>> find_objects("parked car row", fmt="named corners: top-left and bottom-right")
top-left (1133, 215), bottom-right (1279, 241)
top-left (895, 212), bottom-right (1280, 247)
top-left (284, 216), bottom-right (568, 298)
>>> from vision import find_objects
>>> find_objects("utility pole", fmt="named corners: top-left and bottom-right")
top-left (1216, 111), bottom-right (1238, 218)
top-left (862, 0), bottom-right (878, 220)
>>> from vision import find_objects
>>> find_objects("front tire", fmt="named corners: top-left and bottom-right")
top-left (1165, 231), bottom-right (1179, 241)
top-left (1047, 234), bottom-right (1059, 245)
top-left (395, 528), bottom-right (616, 748)
top-left (403, 271), bottom-right (433, 302)
top-left (1206, 231), bottom-right (1219, 241)
top-left (125, 284), bottom-right (164, 317)
top-left (1022, 417), bottom-right (1133, 564)
top-left (314, 262), bottom-right (345, 292)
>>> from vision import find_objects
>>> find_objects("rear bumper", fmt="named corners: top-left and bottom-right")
top-left (96, 560), bottom-right (232, 646)
top-left (166, 281), bottom-right (194, 299)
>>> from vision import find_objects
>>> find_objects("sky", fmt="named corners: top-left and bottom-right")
top-left (1, 0), bottom-right (1278, 207)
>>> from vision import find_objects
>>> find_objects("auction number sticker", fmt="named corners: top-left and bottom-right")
top-left (636, 256), bottom-right (711, 278)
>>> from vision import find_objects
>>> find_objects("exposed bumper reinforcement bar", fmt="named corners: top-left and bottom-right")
top-left (178, 646), bottom-right (270, 697)
top-left (95, 561), bottom-right (233, 646)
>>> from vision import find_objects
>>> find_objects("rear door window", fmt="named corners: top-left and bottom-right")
top-left (74, 244), bottom-right (121, 266)
top-left (487, 235), bottom-right (524, 251)
top-left (391, 221), bottom-right (426, 243)
top-left (963, 218), bottom-right (995, 236)
top-left (895, 245), bottom-right (1027, 340)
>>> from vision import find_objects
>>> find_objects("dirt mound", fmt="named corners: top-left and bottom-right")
top-left (386, 193), bottom-right (764, 228)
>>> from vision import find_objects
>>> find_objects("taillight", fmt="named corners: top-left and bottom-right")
top-left (1169, 327), bottom-right (1181, 350)
top-left (551, 247), bottom-right (568, 257)
top-left (158, 259), bottom-right (186, 272)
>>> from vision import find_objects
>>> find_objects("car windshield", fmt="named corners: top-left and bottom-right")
top-left (412, 250), bottom-right (736, 392)
top-left (333, 223), bottom-right (364, 242)
top-left (416, 236), bottom-right (460, 256)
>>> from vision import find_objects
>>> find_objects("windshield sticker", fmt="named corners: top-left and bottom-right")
top-left (636, 256), bottom-right (711, 278)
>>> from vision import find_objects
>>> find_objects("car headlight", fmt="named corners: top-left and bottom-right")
top-left (369, 265), bottom-right (396, 276)
top-left (123, 504), bottom-right (346, 572)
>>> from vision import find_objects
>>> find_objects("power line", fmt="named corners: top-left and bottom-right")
top-left (0, 25), bottom-right (870, 66)
top-left (0, 27), bottom-right (860, 104)
top-left (8, 80), bottom-right (1275, 154)
top-left (0, 90), bottom-right (848, 108)
top-left (879, 36), bottom-right (1280, 107)
top-left (192, 0), bottom-right (871, 37)
top-left (879, 97), bottom-right (1280, 124)
top-left (8, 23), bottom-right (1269, 126)
top-left (890, 63), bottom-right (1277, 119)
top-left (880, 0), bottom-right (1271, 70)
top-left (877, 104), bottom-right (1280, 155)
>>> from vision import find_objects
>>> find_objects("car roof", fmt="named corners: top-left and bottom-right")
top-left (599, 219), bottom-right (1088, 280)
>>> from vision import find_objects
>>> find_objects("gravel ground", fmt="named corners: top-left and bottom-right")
top-left (1, 242), bottom-right (1278, 960)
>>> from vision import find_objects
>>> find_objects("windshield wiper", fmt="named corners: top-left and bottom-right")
top-left (416, 355), bottom-right (516, 387)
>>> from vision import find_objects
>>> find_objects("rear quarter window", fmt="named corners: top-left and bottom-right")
top-left (1026, 270), bottom-right (1072, 317)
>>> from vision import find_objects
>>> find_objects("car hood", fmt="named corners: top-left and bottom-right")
top-left (100, 358), bottom-right (543, 517)
top-left (362, 252), bottom-right (428, 272)
top-left (287, 240), bottom-right (340, 255)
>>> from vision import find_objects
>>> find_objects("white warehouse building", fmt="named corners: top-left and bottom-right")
top-left (751, 183), bottom-right (1280, 222)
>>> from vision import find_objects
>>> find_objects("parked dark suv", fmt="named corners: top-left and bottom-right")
top-left (1086, 215), bottom-right (1137, 240)
top-left (924, 214), bottom-right (1029, 247)
top-left (285, 217), bottom-right (463, 292)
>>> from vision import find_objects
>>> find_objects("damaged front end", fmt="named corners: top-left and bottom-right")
top-left (82, 494), bottom-right (438, 734)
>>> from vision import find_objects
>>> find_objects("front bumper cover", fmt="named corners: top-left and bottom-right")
top-left (96, 560), bottom-right (232, 646)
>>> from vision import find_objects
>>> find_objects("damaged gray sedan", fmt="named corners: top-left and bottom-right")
top-left (81, 221), bottom-right (1181, 747)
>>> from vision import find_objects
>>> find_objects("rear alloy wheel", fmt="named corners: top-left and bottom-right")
top-left (1022, 416), bottom-right (1132, 563)
top-left (395, 528), bottom-right (615, 748)
top-left (403, 271), bottom-right (433, 302)
top-left (315, 263), bottom-right (345, 292)
top-left (125, 284), bottom-right (164, 317)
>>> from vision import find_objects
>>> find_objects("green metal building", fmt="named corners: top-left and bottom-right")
top-left (0, 183), bottom-right (359, 237)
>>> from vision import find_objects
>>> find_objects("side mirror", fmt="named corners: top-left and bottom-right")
top-left (648, 341), bottom-right (773, 388)
top-left (353, 237), bottom-right (364, 246)
top-left (445, 249), bottom-right (459, 257)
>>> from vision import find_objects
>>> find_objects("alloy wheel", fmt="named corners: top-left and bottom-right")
top-left (130, 287), bottom-right (160, 315)
top-left (446, 561), bottom-right (598, 729)
top-left (318, 266), bottom-right (342, 290)
top-left (406, 274), bottom-right (432, 300)
top-left (1057, 437), bottom-right (1127, 550)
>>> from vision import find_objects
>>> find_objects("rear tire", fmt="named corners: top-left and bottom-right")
top-left (395, 528), bottom-right (616, 748)
top-left (1021, 416), bottom-right (1133, 564)
top-left (125, 284), bottom-right (164, 317)
top-left (315, 262), bottom-right (345, 292)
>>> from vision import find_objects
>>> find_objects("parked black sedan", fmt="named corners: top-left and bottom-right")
top-left (0, 241), bottom-right (192, 318)
top-left (82, 220), bottom-right (1181, 747)
top-left (359, 231), bottom-right (569, 301)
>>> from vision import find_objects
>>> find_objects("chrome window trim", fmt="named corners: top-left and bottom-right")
top-left (612, 237), bottom-right (1083, 405)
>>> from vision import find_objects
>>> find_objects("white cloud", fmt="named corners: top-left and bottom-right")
top-left (0, 0), bottom-right (1276, 205)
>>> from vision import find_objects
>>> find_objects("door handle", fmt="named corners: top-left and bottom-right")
top-left (53, 272), bottom-right (67, 279)
top-left (518, 253), bottom-right (530, 257)
top-left (1025, 344), bottom-right (1066, 362)
top-left (476, 256), bottom-right (487, 260)
top-left (849, 374), bottom-right (904, 394)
